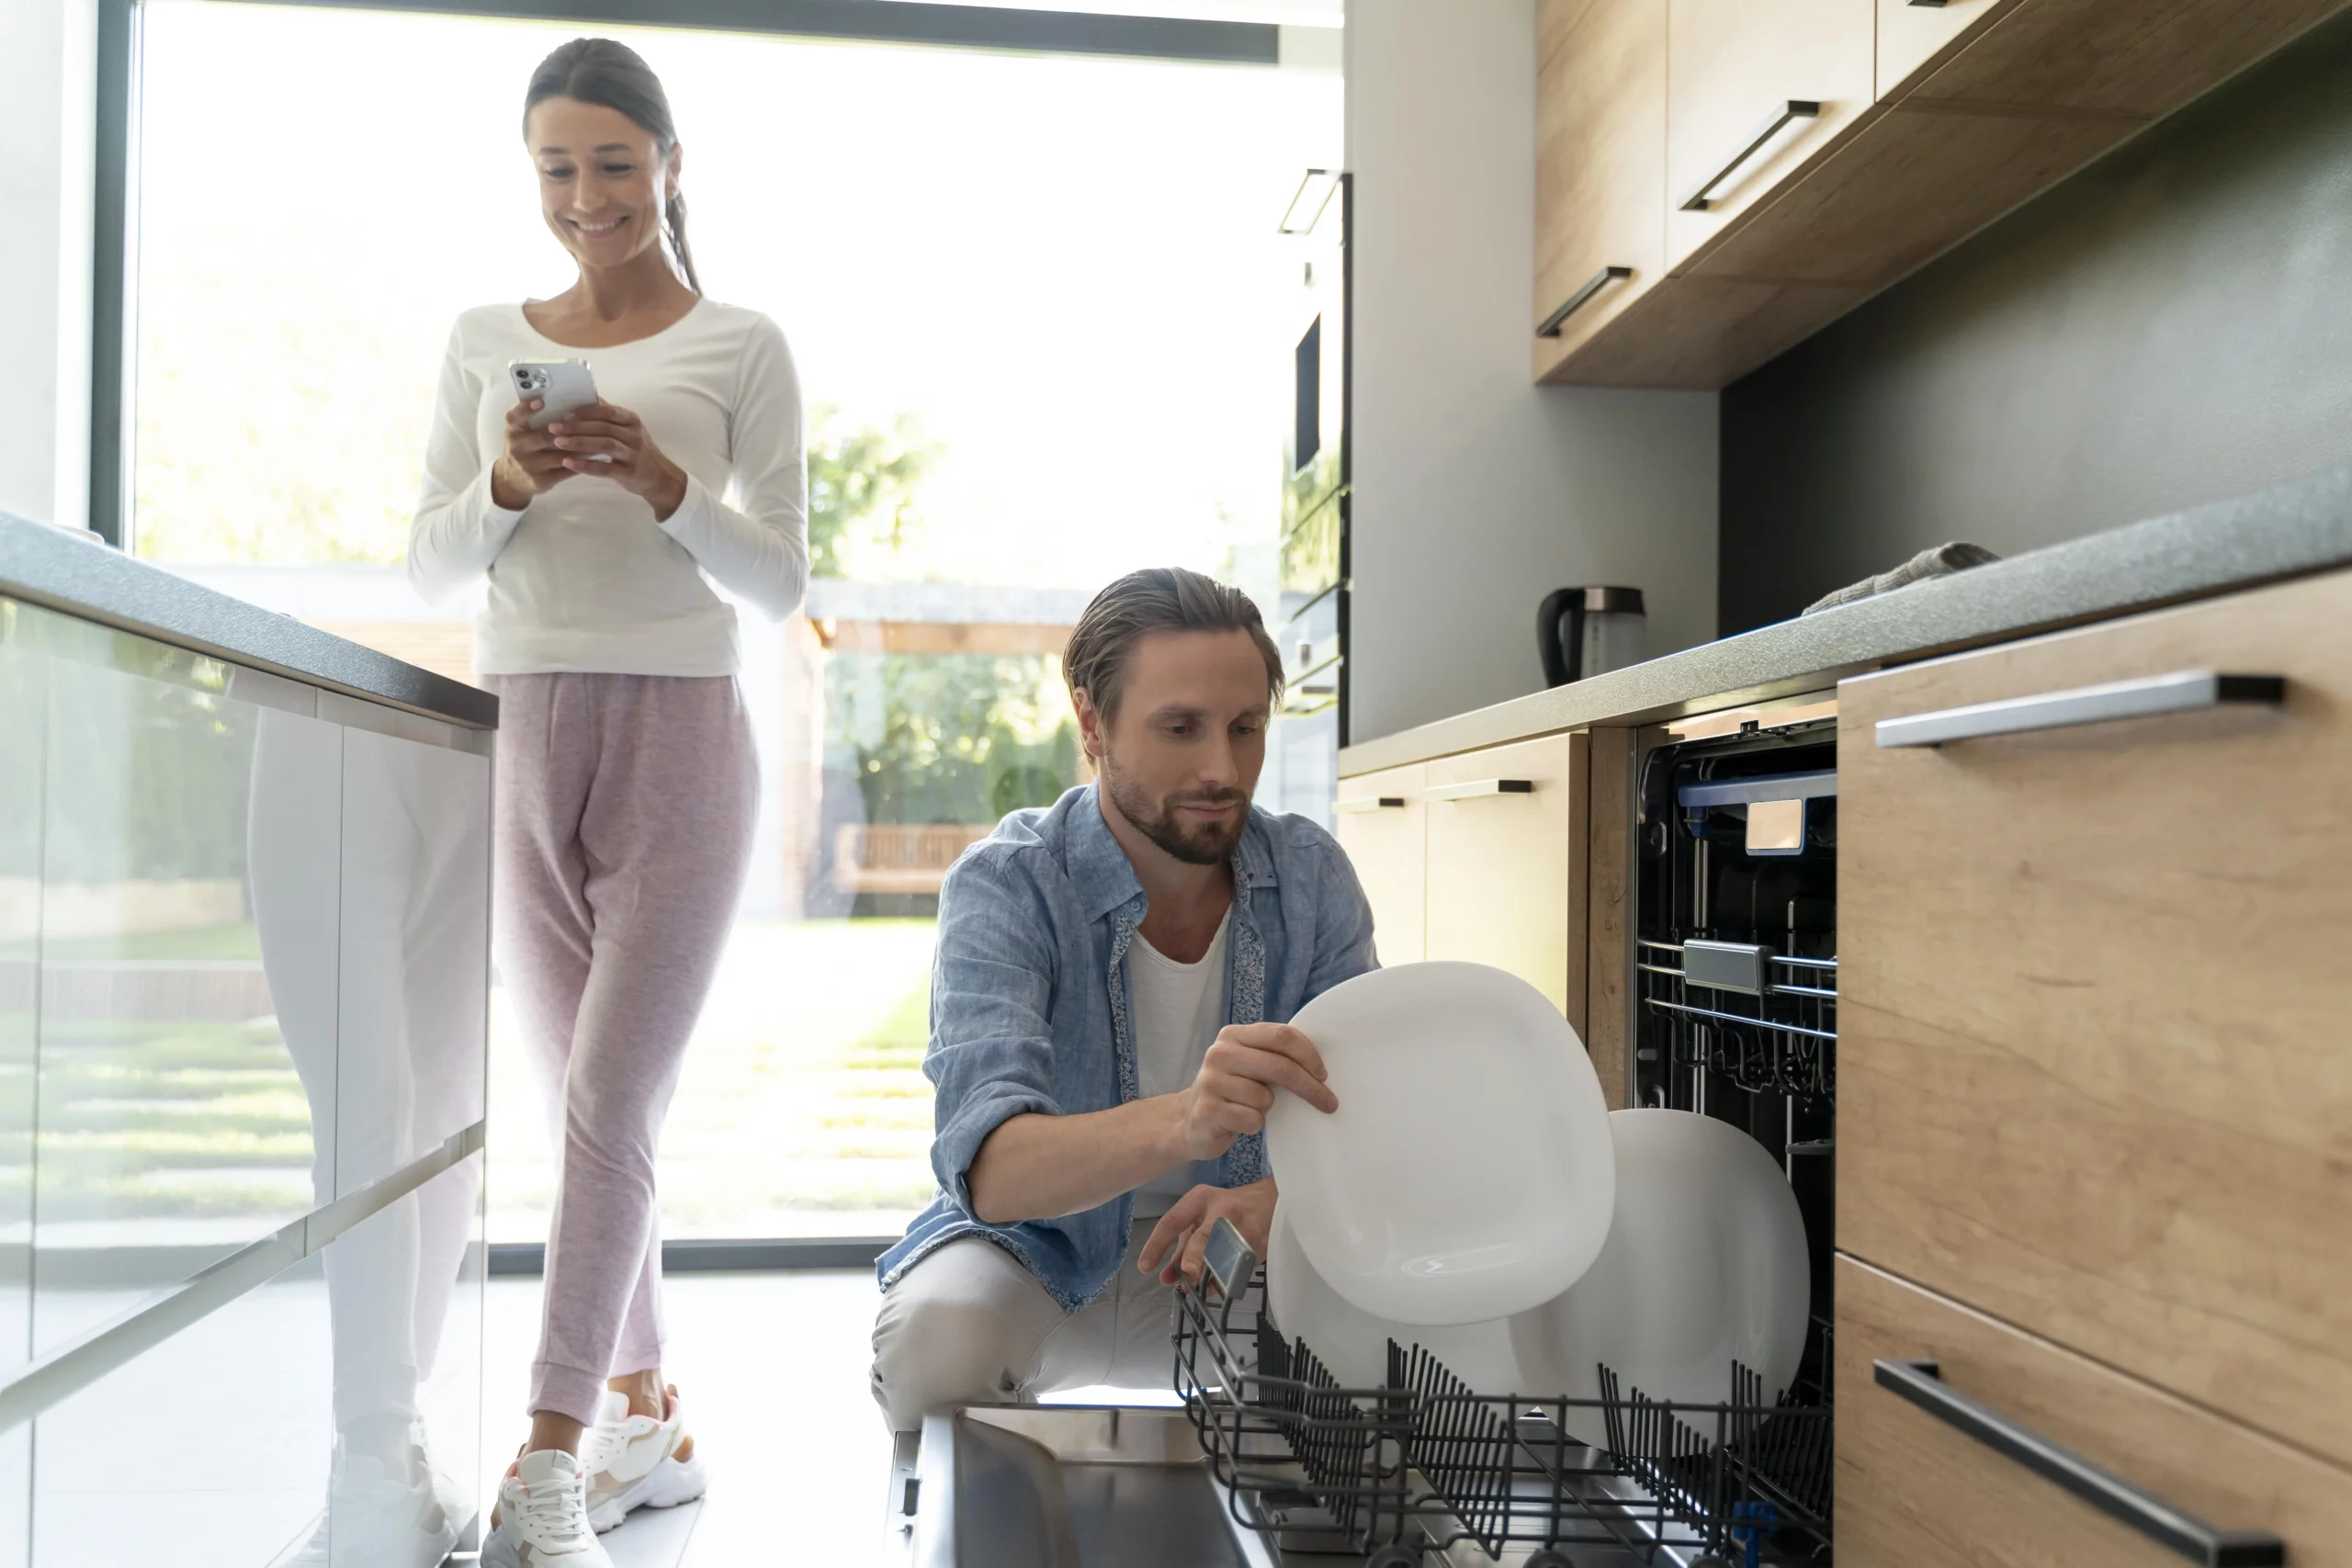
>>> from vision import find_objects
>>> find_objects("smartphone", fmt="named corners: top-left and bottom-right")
top-left (509, 360), bottom-right (598, 429)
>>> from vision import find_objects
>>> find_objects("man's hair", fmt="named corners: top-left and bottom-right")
top-left (1062, 568), bottom-right (1285, 723)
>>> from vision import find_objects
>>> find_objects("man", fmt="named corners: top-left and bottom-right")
top-left (869, 567), bottom-right (1378, 1434)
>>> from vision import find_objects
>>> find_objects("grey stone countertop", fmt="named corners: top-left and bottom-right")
top-left (1339, 459), bottom-right (2352, 776)
top-left (0, 510), bottom-right (496, 729)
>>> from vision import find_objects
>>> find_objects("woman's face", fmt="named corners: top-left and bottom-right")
top-left (526, 96), bottom-right (679, 273)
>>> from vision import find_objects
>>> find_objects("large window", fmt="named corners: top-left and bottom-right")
top-left (130, 2), bottom-right (1340, 1241)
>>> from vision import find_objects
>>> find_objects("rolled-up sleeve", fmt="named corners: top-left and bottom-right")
top-left (923, 852), bottom-right (1062, 1215)
top-left (1303, 832), bottom-right (1381, 1004)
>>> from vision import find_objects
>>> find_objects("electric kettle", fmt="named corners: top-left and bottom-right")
top-left (1537, 586), bottom-right (1645, 687)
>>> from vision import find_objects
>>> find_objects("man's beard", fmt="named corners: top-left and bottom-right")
top-left (1102, 755), bottom-right (1250, 866)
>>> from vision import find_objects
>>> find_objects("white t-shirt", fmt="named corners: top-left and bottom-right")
top-left (407, 298), bottom-right (808, 677)
top-left (1129, 911), bottom-right (1232, 1219)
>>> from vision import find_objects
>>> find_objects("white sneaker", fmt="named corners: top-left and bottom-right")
top-left (481, 1450), bottom-right (612, 1568)
top-left (287, 1446), bottom-right (458, 1568)
top-left (582, 1386), bottom-right (708, 1533)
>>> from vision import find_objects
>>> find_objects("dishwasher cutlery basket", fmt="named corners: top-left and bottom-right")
top-left (1172, 1224), bottom-right (1834, 1567)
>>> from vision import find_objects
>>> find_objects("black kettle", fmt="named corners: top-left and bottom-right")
top-left (1538, 586), bottom-right (1646, 687)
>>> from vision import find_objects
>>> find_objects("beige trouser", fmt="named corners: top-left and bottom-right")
top-left (870, 1223), bottom-right (1180, 1433)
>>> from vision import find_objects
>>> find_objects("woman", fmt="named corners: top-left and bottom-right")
top-left (408, 38), bottom-right (806, 1568)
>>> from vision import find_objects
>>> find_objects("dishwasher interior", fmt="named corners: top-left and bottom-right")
top-left (905, 716), bottom-right (1843, 1567)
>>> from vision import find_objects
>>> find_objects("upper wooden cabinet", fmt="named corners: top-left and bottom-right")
top-left (1532, 0), bottom-right (2352, 388)
top-left (1663, 0), bottom-right (1873, 270)
top-left (1532, 0), bottom-right (1666, 374)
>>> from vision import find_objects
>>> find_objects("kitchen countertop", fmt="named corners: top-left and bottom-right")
top-left (1340, 459), bottom-right (2352, 776)
top-left (0, 509), bottom-right (495, 728)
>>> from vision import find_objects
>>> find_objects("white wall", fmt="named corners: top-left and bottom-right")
top-left (0, 0), bottom-right (97, 529)
top-left (1343, 0), bottom-right (1716, 742)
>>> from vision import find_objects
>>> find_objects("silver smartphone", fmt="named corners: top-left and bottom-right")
top-left (508, 359), bottom-right (598, 429)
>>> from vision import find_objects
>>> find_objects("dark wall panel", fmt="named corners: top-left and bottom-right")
top-left (1721, 10), bottom-right (2352, 633)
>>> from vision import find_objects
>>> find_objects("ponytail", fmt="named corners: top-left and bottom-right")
top-left (663, 188), bottom-right (701, 296)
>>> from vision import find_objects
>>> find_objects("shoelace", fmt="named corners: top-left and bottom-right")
top-left (514, 1467), bottom-right (591, 1547)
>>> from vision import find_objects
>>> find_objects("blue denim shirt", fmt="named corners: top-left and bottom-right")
top-left (875, 784), bottom-right (1379, 1311)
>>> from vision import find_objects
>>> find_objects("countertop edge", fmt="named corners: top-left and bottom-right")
top-left (1338, 462), bottom-right (2352, 775)
top-left (0, 512), bottom-right (497, 730)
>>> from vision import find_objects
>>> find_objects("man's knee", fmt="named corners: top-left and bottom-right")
top-left (871, 1248), bottom-right (1055, 1430)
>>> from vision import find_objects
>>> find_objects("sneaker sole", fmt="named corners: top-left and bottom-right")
top-left (585, 1454), bottom-right (708, 1534)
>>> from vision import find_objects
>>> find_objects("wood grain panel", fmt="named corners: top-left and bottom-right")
top-left (1666, 0), bottom-right (1876, 271)
top-left (1332, 762), bottom-right (1426, 967)
top-left (1837, 1256), bottom-right (2352, 1567)
top-left (1539, 273), bottom-right (1867, 388)
top-left (1584, 727), bottom-right (1634, 1107)
top-left (1689, 101), bottom-right (2132, 288)
top-left (1425, 734), bottom-right (1587, 1032)
top-left (1876, 0), bottom-right (2024, 102)
top-left (1910, 0), bottom-right (2352, 117)
top-left (1532, 0), bottom-right (1668, 375)
top-left (1838, 568), bottom-right (2352, 1465)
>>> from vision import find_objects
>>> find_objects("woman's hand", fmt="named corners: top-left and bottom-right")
top-left (490, 399), bottom-right (575, 511)
top-left (547, 402), bottom-right (689, 522)
top-left (1139, 1178), bottom-right (1277, 1288)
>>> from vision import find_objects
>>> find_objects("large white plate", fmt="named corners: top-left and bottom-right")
top-left (1509, 1108), bottom-right (1811, 1445)
top-left (1264, 962), bottom-right (1613, 1325)
top-left (1266, 1206), bottom-right (1521, 1394)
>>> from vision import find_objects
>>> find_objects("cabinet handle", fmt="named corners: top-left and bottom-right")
top-left (1872, 1360), bottom-right (2284, 1566)
top-left (1874, 670), bottom-right (2286, 749)
top-left (1425, 779), bottom-right (1535, 802)
top-left (1333, 795), bottom-right (1407, 814)
top-left (1536, 265), bottom-right (1634, 338)
top-left (1679, 99), bottom-right (1822, 212)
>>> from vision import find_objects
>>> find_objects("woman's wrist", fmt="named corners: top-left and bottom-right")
top-left (489, 460), bottom-right (530, 513)
top-left (647, 460), bottom-right (689, 524)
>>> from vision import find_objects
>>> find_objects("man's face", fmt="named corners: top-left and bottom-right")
top-left (1086, 628), bottom-right (1271, 866)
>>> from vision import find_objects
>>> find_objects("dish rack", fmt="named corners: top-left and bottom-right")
top-left (1636, 941), bottom-right (1837, 1106)
top-left (1171, 1236), bottom-right (1835, 1567)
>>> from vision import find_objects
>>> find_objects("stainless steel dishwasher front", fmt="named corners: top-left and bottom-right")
top-left (903, 1404), bottom-right (1295, 1568)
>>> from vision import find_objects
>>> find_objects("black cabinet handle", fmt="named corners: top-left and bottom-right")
top-left (1536, 265), bottom-right (1634, 339)
top-left (1679, 99), bottom-right (1821, 211)
top-left (1872, 1359), bottom-right (2285, 1566)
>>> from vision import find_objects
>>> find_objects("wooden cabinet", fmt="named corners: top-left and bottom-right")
top-left (1532, 0), bottom-right (2352, 387)
top-left (1875, 0), bottom-right (2020, 100)
top-left (1532, 0), bottom-right (1666, 374)
top-left (1422, 734), bottom-right (1589, 1031)
top-left (1837, 567), bottom-right (2352, 1467)
top-left (1331, 762), bottom-right (1427, 966)
top-left (1836, 1256), bottom-right (2351, 1567)
top-left (1663, 0), bottom-right (1874, 269)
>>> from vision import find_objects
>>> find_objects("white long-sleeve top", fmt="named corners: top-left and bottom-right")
top-left (407, 298), bottom-right (808, 676)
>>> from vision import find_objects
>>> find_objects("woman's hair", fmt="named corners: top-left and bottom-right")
top-left (524, 39), bottom-right (701, 295)
top-left (1063, 567), bottom-right (1285, 723)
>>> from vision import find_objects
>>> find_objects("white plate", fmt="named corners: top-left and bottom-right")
top-left (1264, 962), bottom-right (1613, 1325)
top-left (1508, 1108), bottom-right (1811, 1445)
top-left (1266, 1206), bottom-right (1521, 1394)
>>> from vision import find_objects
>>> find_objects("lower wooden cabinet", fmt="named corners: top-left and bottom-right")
top-left (1423, 733), bottom-right (1588, 1031)
top-left (1836, 1256), bottom-right (2352, 1567)
top-left (1838, 567), bottom-right (2352, 1468)
top-left (1332, 762), bottom-right (1426, 965)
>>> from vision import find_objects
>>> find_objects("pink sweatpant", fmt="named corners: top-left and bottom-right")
top-left (488, 672), bottom-right (758, 1427)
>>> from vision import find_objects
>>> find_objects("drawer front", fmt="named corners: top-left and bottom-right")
top-left (1533, 0), bottom-right (1667, 373)
top-left (1424, 734), bottom-right (1587, 1031)
top-left (1837, 568), bottom-right (2352, 1464)
top-left (1837, 1255), bottom-right (2351, 1568)
top-left (1332, 762), bottom-right (1426, 966)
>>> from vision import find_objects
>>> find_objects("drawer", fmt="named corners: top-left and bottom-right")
top-left (1837, 1254), bottom-right (2351, 1567)
top-left (1333, 763), bottom-right (1426, 965)
top-left (1424, 734), bottom-right (1587, 1031)
top-left (1837, 568), bottom-right (2352, 1465)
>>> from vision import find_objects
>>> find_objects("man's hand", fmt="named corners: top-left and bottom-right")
top-left (1139, 1178), bottom-right (1276, 1288)
top-left (1170, 1022), bottom-right (1337, 1163)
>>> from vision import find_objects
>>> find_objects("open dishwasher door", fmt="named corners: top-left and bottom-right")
top-left (904, 1404), bottom-right (1290, 1568)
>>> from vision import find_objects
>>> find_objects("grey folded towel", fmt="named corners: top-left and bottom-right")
top-left (1802, 541), bottom-right (2001, 615)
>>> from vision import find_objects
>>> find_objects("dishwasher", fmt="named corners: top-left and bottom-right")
top-left (900, 713), bottom-right (1842, 1567)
